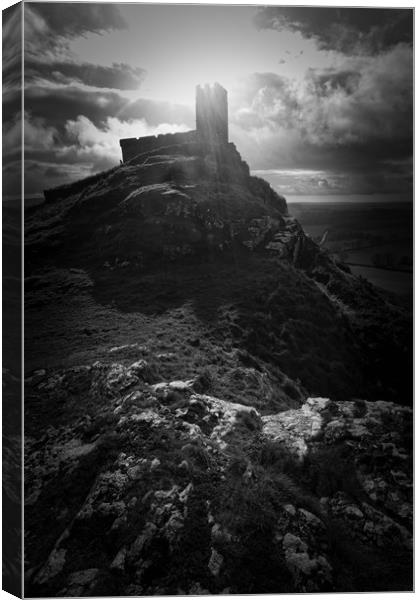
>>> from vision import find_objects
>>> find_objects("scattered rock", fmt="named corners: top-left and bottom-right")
top-left (208, 548), bottom-right (224, 577)
top-left (25, 359), bottom-right (412, 596)
top-left (35, 548), bottom-right (67, 584)
top-left (111, 548), bottom-right (127, 571)
top-left (59, 568), bottom-right (99, 596)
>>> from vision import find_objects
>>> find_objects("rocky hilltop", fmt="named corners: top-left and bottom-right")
top-left (36, 141), bottom-right (289, 264)
top-left (22, 140), bottom-right (412, 595)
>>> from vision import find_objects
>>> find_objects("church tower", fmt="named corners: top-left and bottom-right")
top-left (195, 83), bottom-right (228, 144)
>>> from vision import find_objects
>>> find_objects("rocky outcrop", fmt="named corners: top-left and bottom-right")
top-left (30, 139), bottom-right (372, 317)
top-left (30, 142), bottom-right (289, 265)
top-left (25, 361), bottom-right (412, 596)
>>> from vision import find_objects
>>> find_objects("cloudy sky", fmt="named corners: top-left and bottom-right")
top-left (3, 2), bottom-right (413, 199)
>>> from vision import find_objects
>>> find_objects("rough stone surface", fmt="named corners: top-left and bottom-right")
top-left (25, 363), bottom-right (412, 596)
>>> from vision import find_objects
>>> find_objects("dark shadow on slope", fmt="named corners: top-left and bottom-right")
top-left (24, 241), bottom-right (413, 405)
top-left (90, 250), bottom-right (268, 321)
top-left (88, 249), bottom-right (412, 404)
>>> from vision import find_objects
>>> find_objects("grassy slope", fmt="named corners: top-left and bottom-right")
top-left (24, 243), bottom-right (411, 412)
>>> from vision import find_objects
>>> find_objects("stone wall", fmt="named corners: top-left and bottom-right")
top-left (120, 130), bottom-right (197, 163)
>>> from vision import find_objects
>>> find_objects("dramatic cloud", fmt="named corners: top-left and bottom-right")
top-left (21, 83), bottom-right (194, 197)
top-left (3, 3), bottom-right (22, 130)
top-left (25, 3), bottom-right (126, 55)
top-left (254, 7), bottom-right (413, 55)
top-left (63, 115), bottom-right (189, 166)
top-left (3, 4), bottom-right (22, 200)
top-left (16, 5), bottom-right (412, 199)
top-left (22, 85), bottom-right (194, 132)
top-left (229, 40), bottom-right (412, 194)
top-left (3, 114), bottom-right (22, 200)
top-left (231, 72), bottom-right (298, 132)
top-left (4, 113), bottom-right (22, 161)
top-left (33, 2), bottom-right (126, 37)
top-left (20, 3), bottom-right (194, 197)
top-left (24, 3), bottom-right (143, 94)
top-left (23, 112), bottom-right (190, 196)
top-left (3, 4), bottom-right (22, 93)
top-left (26, 61), bottom-right (145, 90)
top-left (299, 46), bottom-right (412, 149)
top-left (236, 46), bottom-right (411, 148)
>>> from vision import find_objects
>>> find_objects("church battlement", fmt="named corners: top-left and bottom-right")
top-left (119, 83), bottom-right (229, 163)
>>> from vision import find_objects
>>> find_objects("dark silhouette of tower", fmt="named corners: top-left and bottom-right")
top-left (119, 83), bottom-right (229, 162)
top-left (196, 83), bottom-right (228, 144)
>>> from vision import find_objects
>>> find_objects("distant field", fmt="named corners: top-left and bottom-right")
top-left (350, 265), bottom-right (412, 296)
top-left (288, 200), bottom-right (413, 296)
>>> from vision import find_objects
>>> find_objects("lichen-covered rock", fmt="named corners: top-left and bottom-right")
top-left (282, 532), bottom-right (332, 592)
top-left (208, 548), bottom-right (224, 577)
top-left (24, 360), bottom-right (412, 596)
top-left (262, 397), bottom-right (330, 459)
top-left (58, 569), bottom-right (99, 596)
top-left (35, 548), bottom-right (67, 584)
